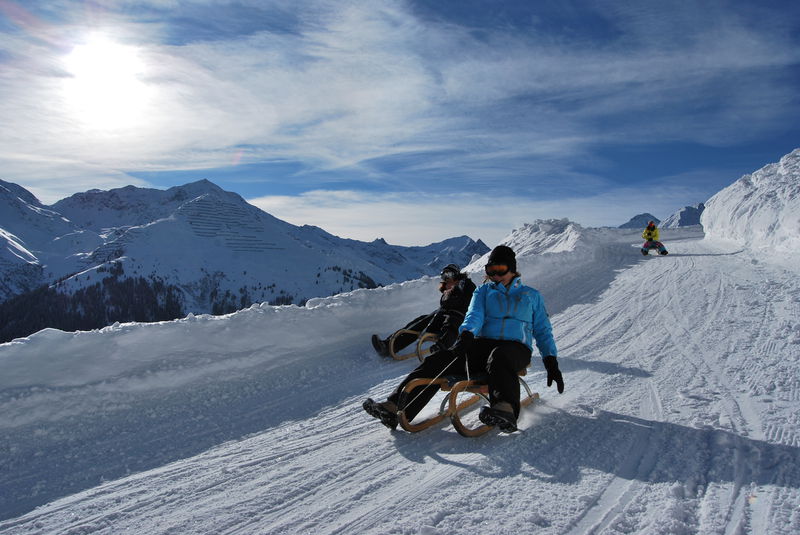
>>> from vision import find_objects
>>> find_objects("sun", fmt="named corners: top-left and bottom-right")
top-left (63, 34), bottom-right (152, 130)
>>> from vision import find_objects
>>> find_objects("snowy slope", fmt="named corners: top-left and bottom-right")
top-left (0, 180), bottom-right (84, 300)
top-left (0, 228), bottom-right (41, 301)
top-left (702, 148), bottom-right (800, 252)
top-left (1, 221), bottom-right (798, 534)
top-left (0, 180), bottom-right (77, 250)
top-left (464, 219), bottom-right (666, 315)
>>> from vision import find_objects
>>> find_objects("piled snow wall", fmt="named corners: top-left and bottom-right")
top-left (701, 149), bottom-right (800, 251)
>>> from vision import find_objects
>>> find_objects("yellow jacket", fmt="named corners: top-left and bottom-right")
top-left (642, 226), bottom-right (660, 241)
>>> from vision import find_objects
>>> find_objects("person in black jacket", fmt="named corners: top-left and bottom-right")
top-left (371, 264), bottom-right (476, 357)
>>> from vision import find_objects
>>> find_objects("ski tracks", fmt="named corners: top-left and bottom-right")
top-left (3, 235), bottom-right (799, 535)
top-left (639, 241), bottom-right (800, 535)
top-left (555, 238), bottom-right (800, 534)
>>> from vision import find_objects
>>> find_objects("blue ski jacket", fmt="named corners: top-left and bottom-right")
top-left (459, 276), bottom-right (558, 357)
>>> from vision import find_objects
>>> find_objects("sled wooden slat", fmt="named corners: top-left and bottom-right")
top-left (397, 370), bottom-right (538, 437)
top-left (450, 380), bottom-right (539, 437)
top-left (396, 378), bottom-right (450, 431)
top-left (388, 329), bottom-right (438, 362)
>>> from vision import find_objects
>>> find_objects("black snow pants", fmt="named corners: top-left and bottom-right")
top-left (387, 338), bottom-right (532, 422)
top-left (388, 313), bottom-right (436, 352)
top-left (388, 309), bottom-right (463, 353)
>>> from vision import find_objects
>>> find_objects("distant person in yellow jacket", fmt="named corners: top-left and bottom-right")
top-left (641, 221), bottom-right (668, 255)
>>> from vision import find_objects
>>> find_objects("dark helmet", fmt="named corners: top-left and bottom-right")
top-left (440, 264), bottom-right (460, 280)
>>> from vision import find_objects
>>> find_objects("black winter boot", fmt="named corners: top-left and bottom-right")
top-left (363, 398), bottom-right (398, 430)
top-left (371, 335), bottom-right (390, 357)
top-left (478, 405), bottom-right (518, 433)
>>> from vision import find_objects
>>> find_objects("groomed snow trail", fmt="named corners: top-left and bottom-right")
top-left (1, 234), bottom-right (799, 534)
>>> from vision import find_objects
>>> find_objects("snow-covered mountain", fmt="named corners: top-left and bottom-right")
top-left (702, 148), bottom-right (800, 251)
top-left (662, 202), bottom-right (705, 228)
top-left (50, 179), bottom-right (238, 230)
top-left (0, 228), bottom-right (41, 302)
top-left (0, 180), bottom-right (487, 342)
top-left (0, 180), bottom-right (77, 248)
top-left (0, 180), bottom-right (90, 301)
top-left (618, 212), bottom-right (659, 229)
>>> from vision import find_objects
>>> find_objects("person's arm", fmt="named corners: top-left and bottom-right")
top-left (459, 283), bottom-right (486, 336)
top-left (532, 291), bottom-right (564, 393)
top-left (531, 291), bottom-right (557, 357)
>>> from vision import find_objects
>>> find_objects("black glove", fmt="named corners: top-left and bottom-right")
top-left (450, 331), bottom-right (474, 358)
top-left (543, 355), bottom-right (564, 393)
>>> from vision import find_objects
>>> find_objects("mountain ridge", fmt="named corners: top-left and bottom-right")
top-left (0, 179), bottom-right (488, 342)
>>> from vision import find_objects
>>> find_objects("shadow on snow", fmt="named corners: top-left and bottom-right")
top-left (393, 407), bottom-right (800, 493)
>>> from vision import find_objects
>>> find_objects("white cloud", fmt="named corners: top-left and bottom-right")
top-left (0, 0), bottom-right (797, 209)
top-left (248, 184), bottom-right (710, 246)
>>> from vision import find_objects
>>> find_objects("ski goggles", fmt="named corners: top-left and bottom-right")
top-left (440, 269), bottom-right (458, 280)
top-left (484, 264), bottom-right (509, 277)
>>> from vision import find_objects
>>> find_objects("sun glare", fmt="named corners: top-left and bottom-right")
top-left (63, 34), bottom-right (152, 130)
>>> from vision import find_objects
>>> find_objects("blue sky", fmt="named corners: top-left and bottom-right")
top-left (0, 0), bottom-right (798, 246)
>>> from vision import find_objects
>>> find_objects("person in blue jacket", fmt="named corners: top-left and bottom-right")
top-left (363, 245), bottom-right (564, 433)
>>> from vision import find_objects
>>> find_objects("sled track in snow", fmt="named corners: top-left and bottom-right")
top-left (547, 239), bottom-right (800, 534)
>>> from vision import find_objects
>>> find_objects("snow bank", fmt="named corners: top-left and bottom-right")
top-left (702, 149), bottom-right (800, 251)
top-left (0, 278), bottom-right (437, 393)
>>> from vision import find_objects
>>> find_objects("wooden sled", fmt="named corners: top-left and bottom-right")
top-left (397, 369), bottom-right (539, 437)
top-left (388, 329), bottom-right (439, 362)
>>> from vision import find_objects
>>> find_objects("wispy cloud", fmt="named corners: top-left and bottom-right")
top-left (248, 180), bottom-right (720, 246)
top-left (0, 0), bottom-right (798, 234)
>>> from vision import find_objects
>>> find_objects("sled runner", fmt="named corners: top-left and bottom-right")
top-left (388, 329), bottom-right (439, 362)
top-left (397, 369), bottom-right (539, 437)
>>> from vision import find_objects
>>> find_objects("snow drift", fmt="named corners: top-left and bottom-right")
top-left (702, 148), bottom-right (800, 251)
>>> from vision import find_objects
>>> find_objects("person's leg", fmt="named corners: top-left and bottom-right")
top-left (405, 313), bottom-right (436, 332)
top-left (486, 341), bottom-right (532, 418)
top-left (391, 313), bottom-right (435, 351)
top-left (460, 337), bottom-right (494, 379)
top-left (386, 349), bottom-right (464, 421)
